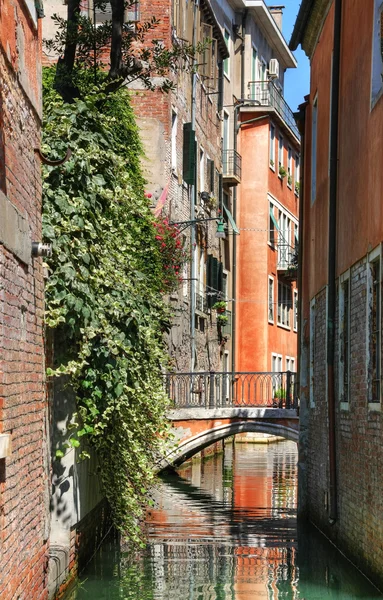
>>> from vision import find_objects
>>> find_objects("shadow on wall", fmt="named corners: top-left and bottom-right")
top-left (48, 374), bottom-right (105, 598)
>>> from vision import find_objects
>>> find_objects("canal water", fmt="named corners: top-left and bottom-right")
top-left (66, 440), bottom-right (381, 599)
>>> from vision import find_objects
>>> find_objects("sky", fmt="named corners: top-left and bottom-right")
top-left (277, 0), bottom-right (310, 112)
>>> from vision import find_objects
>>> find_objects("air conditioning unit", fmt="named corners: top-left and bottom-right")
top-left (268, 59), bottom-right (279, 79)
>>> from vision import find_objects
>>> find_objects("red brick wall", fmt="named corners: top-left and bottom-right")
top-left (0, 4), bottom-right (49, 599)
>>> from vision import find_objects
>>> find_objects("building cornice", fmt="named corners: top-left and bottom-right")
top-left (227, 0), bottom-right (296, 68)
top-left (289, 0), bottom-right (332, 59)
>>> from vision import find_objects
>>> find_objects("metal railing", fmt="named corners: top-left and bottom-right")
top-left (277, 243), bottom-right (298, 271)
top-left (165, 371), bottom-right (298, 409)
top-left (222, 149), bottom-right (242, 181)
top-left (247, 81), bottom-right (300, 140)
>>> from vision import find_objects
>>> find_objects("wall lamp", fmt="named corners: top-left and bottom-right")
top-left (171, 216), bottom-right (226, 239)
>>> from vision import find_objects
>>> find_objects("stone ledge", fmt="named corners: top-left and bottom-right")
top-left (0, 190), bottom-right (31, 265)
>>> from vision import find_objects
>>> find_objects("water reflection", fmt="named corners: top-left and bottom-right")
top-left (67, 440), bottom-right (381, 600)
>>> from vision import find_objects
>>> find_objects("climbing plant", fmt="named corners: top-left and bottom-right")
top-left (42, 69), bottom-right (183, 543)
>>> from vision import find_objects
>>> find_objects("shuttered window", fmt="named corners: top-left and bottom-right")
top-left (183, 123), bottom-right (196, 185)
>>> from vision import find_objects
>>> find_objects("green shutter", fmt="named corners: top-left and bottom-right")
top-left (207, 254), bottom-right (219, 307)
top-left (183, 123), bottom-right (196, 185)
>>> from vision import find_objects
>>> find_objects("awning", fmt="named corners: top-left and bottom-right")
top-left (223, 205), bottom-right (240, 234)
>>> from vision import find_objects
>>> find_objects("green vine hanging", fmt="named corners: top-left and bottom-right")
top-left (42, 70), bottom-right (181, 544)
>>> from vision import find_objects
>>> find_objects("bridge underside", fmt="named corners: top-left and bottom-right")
top-left (161, 408), bottom-right (299, 470)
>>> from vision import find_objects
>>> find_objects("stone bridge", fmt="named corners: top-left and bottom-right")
top-left (161, 407), bottom-right (299, 469)
top-left (160, 371), bottom-right (300, 469)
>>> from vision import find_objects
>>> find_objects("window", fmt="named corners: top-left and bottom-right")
top-left (250, 46), bottom-right (258, 99)
top-left (278, 281), bottom-right (291, 328)
top-left (311, 94), bottom-right (318, 203)
top-left (278, 135), bottom-right (284, 170)
top-left (268, 276), bottom-right (274, 323)
top-left (90, 0), bottom-right (140, 24)
top-left (269, 124), bottom-right (275, 168)
top-left (287, 146), bottom-right (292, 187)
top-left (293, 289), bottom-right (298, 332)
top-left (278, 211), bottom-right (291, 268)
top-left (223, 28), bottom-right (230, 78)
top-left (171, 110), bottom-right (177, 170)
top-left (286, 357), bottom-right (295, 372)
top-left (269, 203), bottom-right (277, 247)
top-left (295, 154), bottom-right (300, 195)
top-left (272, 353), bottom-right (283, 373)
top-left (339, 271), bottom-right (350, 406)
top-left (371, 1), bottom-right (383, 106)
top-left (199, 147), bottom-right (205, 194)
top-left (310, 298), bottom-right (316, 407)
top-left (368, 248), bottom-right (381, 407)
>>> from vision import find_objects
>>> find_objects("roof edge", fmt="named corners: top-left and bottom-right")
top-left (289, 0), bottom-right (314, 51)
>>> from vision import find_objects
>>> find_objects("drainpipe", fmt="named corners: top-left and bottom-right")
top-left (232, 11), bottom-right (247, 375)
top-left (190, 0), bottom-right (198, 373)
top-left (327, 0), bottom-right (343, 525)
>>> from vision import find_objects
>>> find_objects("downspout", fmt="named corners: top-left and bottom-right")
top-left (190, 0), bottom-right (198, 373)
top-left (327, 0), bottom-right (343, 525)
top-left (232, 10), bottom-right (247, 374)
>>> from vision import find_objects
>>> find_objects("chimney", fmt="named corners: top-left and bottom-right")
top-left (268, 5), bottom-right (284, 31)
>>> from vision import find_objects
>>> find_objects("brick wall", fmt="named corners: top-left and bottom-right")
top-left (0, 5), bottom-right (49, 599)
top-left (302, 257), bottom-right (383, 589)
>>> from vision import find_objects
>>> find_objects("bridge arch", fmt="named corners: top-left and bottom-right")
top-left (160, 420), bottom-right (299, 470)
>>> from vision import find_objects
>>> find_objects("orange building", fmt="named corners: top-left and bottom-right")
top-left (236, 105), bottom-right (300, 376)
top-left (291, 0), bottom-right (383, 589)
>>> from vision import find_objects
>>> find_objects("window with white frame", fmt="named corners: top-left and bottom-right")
top-left (223, 28), bottom-right (230, 78)
top-left (295, 154), bottom-right (300, 194)
top-left (311, 94), bottom-right (318, 203)
top-left (278, 281), bottom-right (291, 328)
top-left (286, 357), bottom-right (295, 372)
top-left (272, 353), bottom-right (283, 373)
top-left (278, 135), bottom-right (284, 171)
top-left (368, 248), bottom-right (381, 407)
top-left (269, 202), bottom-right (277, 247)
top-left (270, 124), bottom-right (275, 168)
top-left (339, 271), bottom-right (350, 406)
top-left (310, 297), bottom-right (316, 407)
top-left (268, 276), bottom-right (274, 323)
top-left (171, 110), bottom-right (177, 170)
top-left (293, 289), bottom-right (298, 332)
top-left (199, 146), bottom-right (205, 195)
top-left (371, 0), bottom-right (383, 107)
top-left (278, 211), bottom-right (292, 268)
top-left (287, 146), bottom-right (292, 187)
top-left (250, 45), bottom-right (258, 99)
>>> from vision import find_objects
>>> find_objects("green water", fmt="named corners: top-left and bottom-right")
top-left (66, 441), bottom-right (381, 599)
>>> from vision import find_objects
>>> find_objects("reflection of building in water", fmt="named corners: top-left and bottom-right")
top-left (145, 442), bottom-right (299, 599)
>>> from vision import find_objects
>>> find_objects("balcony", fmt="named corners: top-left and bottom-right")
top-left (277, 243), bottom-right (298, 280)
top-left (222, 149), bottom-right (242, 185)
top-left (247, 80), bottom-right (300, 141)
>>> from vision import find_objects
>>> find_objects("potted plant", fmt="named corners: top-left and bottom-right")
top-left (295, 181), bottom-right (300, 195)
top-left (212, 300), bottom-right (227, 314)
top-left (270, 159), bottom-right (274, 168)
top-left (287, 174), bottom-right (292, 186)
top-left (273, 387), bottom-right (286, 407)
top-left (279, 165), bottom-right (287, 179)
top-left (217, 313), bottom-right (229, 326)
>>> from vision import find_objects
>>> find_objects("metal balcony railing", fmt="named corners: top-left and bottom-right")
top-left (247, 81), bottom-right (300, 140)
top-left (277, 243), bottom-right (298, 273)
top-left (165, 371), bottom-right (298, 409)
top-left (222, 149), bottom-right (242, 183)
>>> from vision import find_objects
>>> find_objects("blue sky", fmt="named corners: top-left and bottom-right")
top-left (276, 0), bottom-right (310, 111)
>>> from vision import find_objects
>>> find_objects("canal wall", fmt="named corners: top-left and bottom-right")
top-left (48, 377), bottom-right (112, 599)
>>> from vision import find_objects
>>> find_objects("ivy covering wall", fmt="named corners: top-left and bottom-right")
top-left (42, 70), bottom-right (179, 545)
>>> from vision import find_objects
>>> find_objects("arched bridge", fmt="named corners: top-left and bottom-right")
top-left (161, 371), bottom-right (299, 469)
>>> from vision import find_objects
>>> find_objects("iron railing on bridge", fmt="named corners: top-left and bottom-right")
top-left (165, 371), bottom-right (298, 410)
